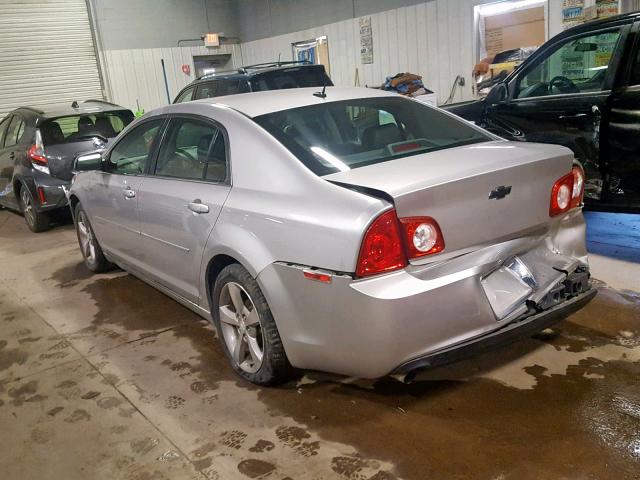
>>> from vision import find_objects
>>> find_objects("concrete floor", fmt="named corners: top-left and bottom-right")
top-left (0, 208), bottom-right (639, 480)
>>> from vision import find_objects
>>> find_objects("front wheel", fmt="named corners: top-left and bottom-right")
top-left (212, 264), bottom-right (294, 385)
top-left (20, 186), bottom-right (50, 233)
top-left (74, 204), bottom-right (111, 272)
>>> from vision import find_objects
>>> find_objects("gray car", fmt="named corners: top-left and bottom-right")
top-left (68, 87), bottom-right (596, 385)
top-left (0, 100), bottom-right (134, 232)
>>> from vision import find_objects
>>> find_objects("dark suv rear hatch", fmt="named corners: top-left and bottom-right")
top-left (40, 110), bottom-right (134, 181)
top-left (250, 65), bottom-right (332, 91)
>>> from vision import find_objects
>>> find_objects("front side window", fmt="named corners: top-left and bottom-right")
top-left (107, 119), bottom-right (164, 175)
top-left (516, 29), bottom-right (622, 99)
top-left (175, 87), bottom-right (195, 103)
top-left (0, 117), bottom-right (9, 147)
top-left (40, 111), bottom-right (133, 145)
top-left (4, 115), bottom-right (25, 147)
top-left (154, 118), bottom-right (227, 182)
top-left (255, 97), bottom-right (490, 176)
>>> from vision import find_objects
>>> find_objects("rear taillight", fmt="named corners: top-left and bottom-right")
top-left (28, 144), bottom-right (47, 165)
top-left (356, 210), bottom-right (445, 277)
top-left (356, 210), bottom-right (406, 277)
top-left (550, 165), bottom-right (585, 217)
top-left (400, 217), bottom-right (445, 258)
top-left (29, 129), bottom-right (49, 173)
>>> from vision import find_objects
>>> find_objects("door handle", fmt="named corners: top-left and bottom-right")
top-left (9, 152), bottom-right (15, 160)
top-left (122, 188), bottom-right (136, 199)
top-left (187, 199), bottom-right (209, 214)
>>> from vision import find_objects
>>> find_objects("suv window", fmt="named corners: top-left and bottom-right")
top-left (40, 111), bottom-right (133, 145)
top-left (175, 87), bottom-right (195, 103)
top-left (154, 118), bottom-right (227, 182)
top-left (107, 119), bottom-right (164, 175)
top-left (217, 80), bottom-right (250, 96)
top-left (251, 66), bottom-right (332, 91)
top-left (4, 115), bottom-right (25, 147)
top-left (194, 82), bottom-right (218, 100)
top-left (516, 29), bottom-right (622, 99)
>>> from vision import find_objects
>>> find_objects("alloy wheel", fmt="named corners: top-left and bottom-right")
top-left (218, 282), bottom-right (264, 373)
top-left (76, 211), bottom-right (96, 263)
top-left (21, 188), bottom-right (35, 227)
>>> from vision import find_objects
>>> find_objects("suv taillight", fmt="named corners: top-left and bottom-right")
top-left (356, 209), bottom-right (445, 277)
top-left (550, 165), bottom-right (585, 217)
top-left (28, 129), bottom-right (49, 173)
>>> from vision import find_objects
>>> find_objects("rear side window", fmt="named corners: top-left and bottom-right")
top-left (4, 115), bottom-right (25, 147)
top-left (194, 82), bottom-right (218, 100)
top-left (154, 117), bottom-right (227, 182)
top-left (40, 111), bottom-right (134, 145)
top-left (174, 87), bottom-right (195, 103)
top-left (254, 97), bottom-right (490, 176)
top-left (251, 66), bottom-right (332, 91)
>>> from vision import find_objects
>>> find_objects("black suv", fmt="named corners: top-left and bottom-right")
top-left (173, 61), bottom-right (333, 103)
top-left (443, 12), bottom-right (640, 213)
top-left (0, 100), bottom-right (134, 232)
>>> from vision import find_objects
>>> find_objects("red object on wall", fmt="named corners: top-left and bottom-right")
top-left (181, 64), bottom-right (191, 75)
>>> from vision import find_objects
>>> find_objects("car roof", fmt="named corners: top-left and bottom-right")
top-left (188, 62), bottom-right (324, 85)
top-left (16, 100), bottom-right (129, 120)
top-left (162, 87), bottom-right (401, 118)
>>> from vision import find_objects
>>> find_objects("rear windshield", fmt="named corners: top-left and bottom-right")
top-left (250, 66), bottom-right (332, 92)
top-left (40, 110), bottom-right (134, 145)
top-left (254, 97), bottom-right (491, 176)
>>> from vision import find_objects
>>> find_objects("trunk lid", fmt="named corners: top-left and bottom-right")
top-left (325, 140), bottom-right (574, 258)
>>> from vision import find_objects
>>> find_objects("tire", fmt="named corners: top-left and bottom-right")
top-left (20, 185), bottom-right (50, 233)
top-left (212, 264), bottom-right (294, 385)
top-left (74, 203), bottom-right (111, 273)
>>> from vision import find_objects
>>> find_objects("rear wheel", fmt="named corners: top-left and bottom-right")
top-left (74, 204), bottom-right (111, 272)
top-left (212, 264), bottom-right (293, 385)
top-left (20, 185), bottom-right (50, 233)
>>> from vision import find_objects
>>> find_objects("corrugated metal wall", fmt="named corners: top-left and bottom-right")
top-left (102, 44), bottom-right (243, 112)
top-left (240, 0), bottom-right (479, 104)
top-left (0, 0), bottom-right (103, 119)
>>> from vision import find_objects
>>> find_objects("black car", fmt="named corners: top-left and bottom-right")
top-left (173, 61), bottom-right (333, 103)
top-left (0, 100), bottom-right (134, 232)
top-left (443, 12), bottom-right (640, 213)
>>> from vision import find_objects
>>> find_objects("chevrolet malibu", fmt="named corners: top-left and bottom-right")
top-left (68, 87), bottom-right (596, 385)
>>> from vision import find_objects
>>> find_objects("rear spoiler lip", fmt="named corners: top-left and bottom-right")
top-left (326, 180), bottom-right (395, 205)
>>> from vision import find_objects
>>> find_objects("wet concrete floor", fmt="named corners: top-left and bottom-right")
top-left (0, 209), bottom-right (639, 479)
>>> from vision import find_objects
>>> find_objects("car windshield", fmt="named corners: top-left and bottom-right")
top-left (254, 97), bottom-right (491, 176)
top-left (250, 66), bottom-right (332, 91)
top-left (40, 111), bottom-right (134, 146)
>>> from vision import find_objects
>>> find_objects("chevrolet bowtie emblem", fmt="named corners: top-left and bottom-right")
top-left (489, 185), bottom-right (512, 200)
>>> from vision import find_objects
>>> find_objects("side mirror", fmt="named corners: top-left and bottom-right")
top-left (486, 82), bottom-right (508, 106)
top-left (74, 152), bottom-right (103, 172)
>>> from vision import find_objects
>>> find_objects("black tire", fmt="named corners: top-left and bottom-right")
top-left (73, 203), bottom-right (111, 273)
top-left (20, 185), bottom-right (50, 233)
top-left (212, 263), bottom-right (294, 385)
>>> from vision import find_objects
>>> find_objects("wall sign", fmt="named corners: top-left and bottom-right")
top-left (181, 64), bottom-right (191, 75)
top-left (359, 17), bottom-right (373, 64)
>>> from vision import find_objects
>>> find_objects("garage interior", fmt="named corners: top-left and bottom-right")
top-left (1, 1), bottom-right (639, 479)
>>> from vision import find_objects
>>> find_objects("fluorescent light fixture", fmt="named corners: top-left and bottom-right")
top-left (477, 0), bottom-right (546, 16)
top-left (310, 146), bottom-right (350, 172)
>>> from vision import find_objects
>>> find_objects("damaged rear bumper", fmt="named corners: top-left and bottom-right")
top-left (391, 286), bottom-right (597, 377)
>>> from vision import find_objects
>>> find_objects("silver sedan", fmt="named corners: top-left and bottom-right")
top-left (68, 87), bottom-right (596, 385)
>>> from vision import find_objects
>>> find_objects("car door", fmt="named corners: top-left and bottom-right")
top-left (88, 117), bottom-right (166, 269)
top-left (603, 21), bottom-right (640, 212)
top-left (485, 25), bottom-right (628, 206)
top-left (0, 115), bottom-right (13, 203)
top-left (136, 115), bottom-right (231, 303)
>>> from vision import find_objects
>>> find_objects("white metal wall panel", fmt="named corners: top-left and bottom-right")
top-left (102, 44), bottom-right (243, 113)
top-left (0, 0), bottom-right (103, 119)
top-left (239, 0), bottom-right (565, 105)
